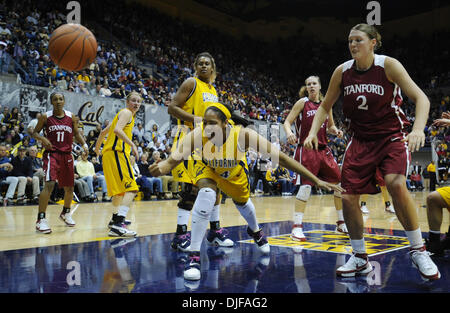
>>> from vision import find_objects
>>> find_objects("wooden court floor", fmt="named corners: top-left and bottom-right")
top-left (0, 190), bottom-right (448, 252)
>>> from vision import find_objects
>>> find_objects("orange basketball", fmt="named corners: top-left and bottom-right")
top-left (48, 23), bottom-right (97, 72)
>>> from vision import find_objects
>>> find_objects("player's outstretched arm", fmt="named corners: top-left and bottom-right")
top-left (149, 127), bottom-right (201, 176)
top-left (241, 127), bottom-right (345, 193)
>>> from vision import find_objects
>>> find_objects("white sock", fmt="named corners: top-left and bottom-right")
top-left (236, 199), bottom-right (259, 232)
top-left (405, 228), bottom-right (424, 249)
top-left (177, 208), bottom-right (191, 226)
top-left (210, 204), bottom-right (220, 222)
top-left (293, 212), bottom-right (304, 225)
top-left (336, 209), bottom-right (344, 221)
top-left (117, 206), bottom-right (129, 217)
top-left (350, 239), bottom-right (366, 254)
top-left (190, 188), bottom-right (217, 251)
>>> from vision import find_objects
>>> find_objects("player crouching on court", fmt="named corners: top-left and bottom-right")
top-left (150, 102), bottom-right (344, 281)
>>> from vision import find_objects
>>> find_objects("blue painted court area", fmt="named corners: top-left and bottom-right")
top-left (0, 221), bottom-right (448, 293)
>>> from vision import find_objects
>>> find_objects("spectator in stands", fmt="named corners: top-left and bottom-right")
top-left (28, 145), bottom-right (44, 185)
top-left (0, 143), bottom-right (18, 205)
top-left (75, 151), bottom-right (107, 201)
top-left (410, 170), bottom-right (424, 191)
top-left (274, 164), bottom-right (293, 196)
top-left (151, 150), bottom-right (178, 199)
top-left (11, 146), bottom-right (40, 205)
top-left (132, 122), bottom-right (145, 143)
top-left (129, 154), bottom-right (152, 200)
top-left (137, 152), bottom-right (163, 200)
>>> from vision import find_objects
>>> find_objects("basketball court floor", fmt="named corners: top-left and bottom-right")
top-left (0, 191), bottom-right (448, 294)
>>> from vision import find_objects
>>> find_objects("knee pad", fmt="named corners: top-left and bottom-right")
top-left (296, 185), bottom-right (312, 202)
top-left (334, 183), bottom-right (342, 198)
top-left (192, 187), bottom-right (217, 219)
top-left (177, 183), bottom-right (198, 211)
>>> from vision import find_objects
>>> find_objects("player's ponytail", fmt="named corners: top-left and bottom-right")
top-left (206, 103), bottom-right (254, 127)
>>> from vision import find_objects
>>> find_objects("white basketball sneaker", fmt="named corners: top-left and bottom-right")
top-left (36, 218), bottom-right (52, 234)
top-left (59, 213), bottom-right (75, 227)
top-left (336, 221), bottom-right (348, 234)
top-left (385, 202), bottom-right (395, 213)
top-left (360, 205), bottom-right (369, 214)
top-left (291, 224), bottom-right (306, 241)
top-left (336, 253), bottom-right (373, 277)
top-left (409, 246), bottom-right (441, 281)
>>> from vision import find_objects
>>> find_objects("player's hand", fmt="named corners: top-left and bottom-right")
top-left (131, 143), bottom-right (139, 161)
top-left (316, 180), bottom-right (346, 193)
top-left (441, 111), bottom-right (450, 119)
top-left (303, 134), bottom-right (318, 150)
top-left (94, 147), bottom-right (101, 157)
top-left (41, 138), bottom-right (53, 151)
top-left (82, 143), bottom-right (89, 155)
top-left (149, 161), bottom-right (171, 176)
top-left (401, 129), bottom-right (425, 152)
top-left (286, 133), bottom-right (297, 145)
top-left (433, 118), bottom-right (450, 128)
top-left (328, 126), bottom-right (343, 138)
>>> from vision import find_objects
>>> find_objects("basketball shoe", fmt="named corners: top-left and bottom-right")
top-left (336, 221), bottom-right (348, 234)
top-left (247, 227), bottom-right (270, 254)
top-left (291, 224), bottom-right (306, 241)
top-left (336, 253), bottom-right (373, 277)
top-left (385, 201), bottom-right (395, 213)
top-left (409, 246), bottom-right (441, 281)
top-left (108, 215), bottom-right (136, 237)
top-left (36, 218), bottom-right (52, 234)
top-left (108, 213), bottom-right (131, 228)
top-left (59, 213), bottom-right (75, 227)
top-left (206, 228), bottom-right (234, 247)
top-left (171, 232), bottom-right (191, 252)
top-left (360, 203), bottom-right (369, 214)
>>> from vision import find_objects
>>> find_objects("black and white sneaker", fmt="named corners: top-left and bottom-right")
top-left (109, 223), bottom-right (137, 237)
top-left (108, 213), bottom-right (132, 228)
top-left (247, 227), bottom-right (270, 254)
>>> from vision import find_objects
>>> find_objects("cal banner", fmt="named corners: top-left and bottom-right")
top-left (239, 228), bottom-right (410, 256)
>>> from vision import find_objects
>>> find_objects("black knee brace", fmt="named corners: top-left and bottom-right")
top-left (177, 183), bottom-right (198, 211)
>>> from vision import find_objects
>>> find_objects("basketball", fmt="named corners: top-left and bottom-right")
top-left (48, 23), bottom-right (97, 72)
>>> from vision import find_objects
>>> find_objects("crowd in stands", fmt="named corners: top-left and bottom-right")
top-left (0, 0), bottom-right (449, 204)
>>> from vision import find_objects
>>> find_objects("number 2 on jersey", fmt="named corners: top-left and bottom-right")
top-left (357, 95), bottom-right (368, 110)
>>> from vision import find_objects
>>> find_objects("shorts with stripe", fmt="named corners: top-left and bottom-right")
top-left (42, 151), bottom-right (74, 187)
top-left (102, 150), bottom-right (138, 197)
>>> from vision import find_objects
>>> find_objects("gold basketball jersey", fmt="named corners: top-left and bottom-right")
top-left (199, 124), bottom-right (247, 179)
top-left (178, 77), bottom-right (219, 130)
top-left (103, 108), bottom-right (135, 155)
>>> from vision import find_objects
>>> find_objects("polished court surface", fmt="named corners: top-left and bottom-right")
top-left (0, 192), bottom-right (448, 293)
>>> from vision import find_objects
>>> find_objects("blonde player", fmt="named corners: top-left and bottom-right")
top-left (150, 102), bottom-right (344, 281)
top-left (95, 92), bottom-right (142, 237)
top-left (284, 76), bottom-right (347, 241)
top-left (168, 52), bottom-right (233, 251)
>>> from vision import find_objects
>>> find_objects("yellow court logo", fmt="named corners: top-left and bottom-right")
top-left (239, 230), bottom-right (410, 256)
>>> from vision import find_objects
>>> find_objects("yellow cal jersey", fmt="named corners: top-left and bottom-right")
top-left (194, 124), bottom-right (250, 204)
top-left (103, 108), bottom-right (135, 154)
top-left (102, 108), bottom-right (138, 197)
top-left (172, 77), bottom-right (219, 183)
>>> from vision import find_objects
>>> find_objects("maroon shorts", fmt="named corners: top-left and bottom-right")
top-left (42, 151), bottom-right (74, 187)
top-left (375, 167), bottom-right (385, 187)
top-left (293, 145), bottom-right (341, 186)
top-left (341, 134), bottom-right (410, 194)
